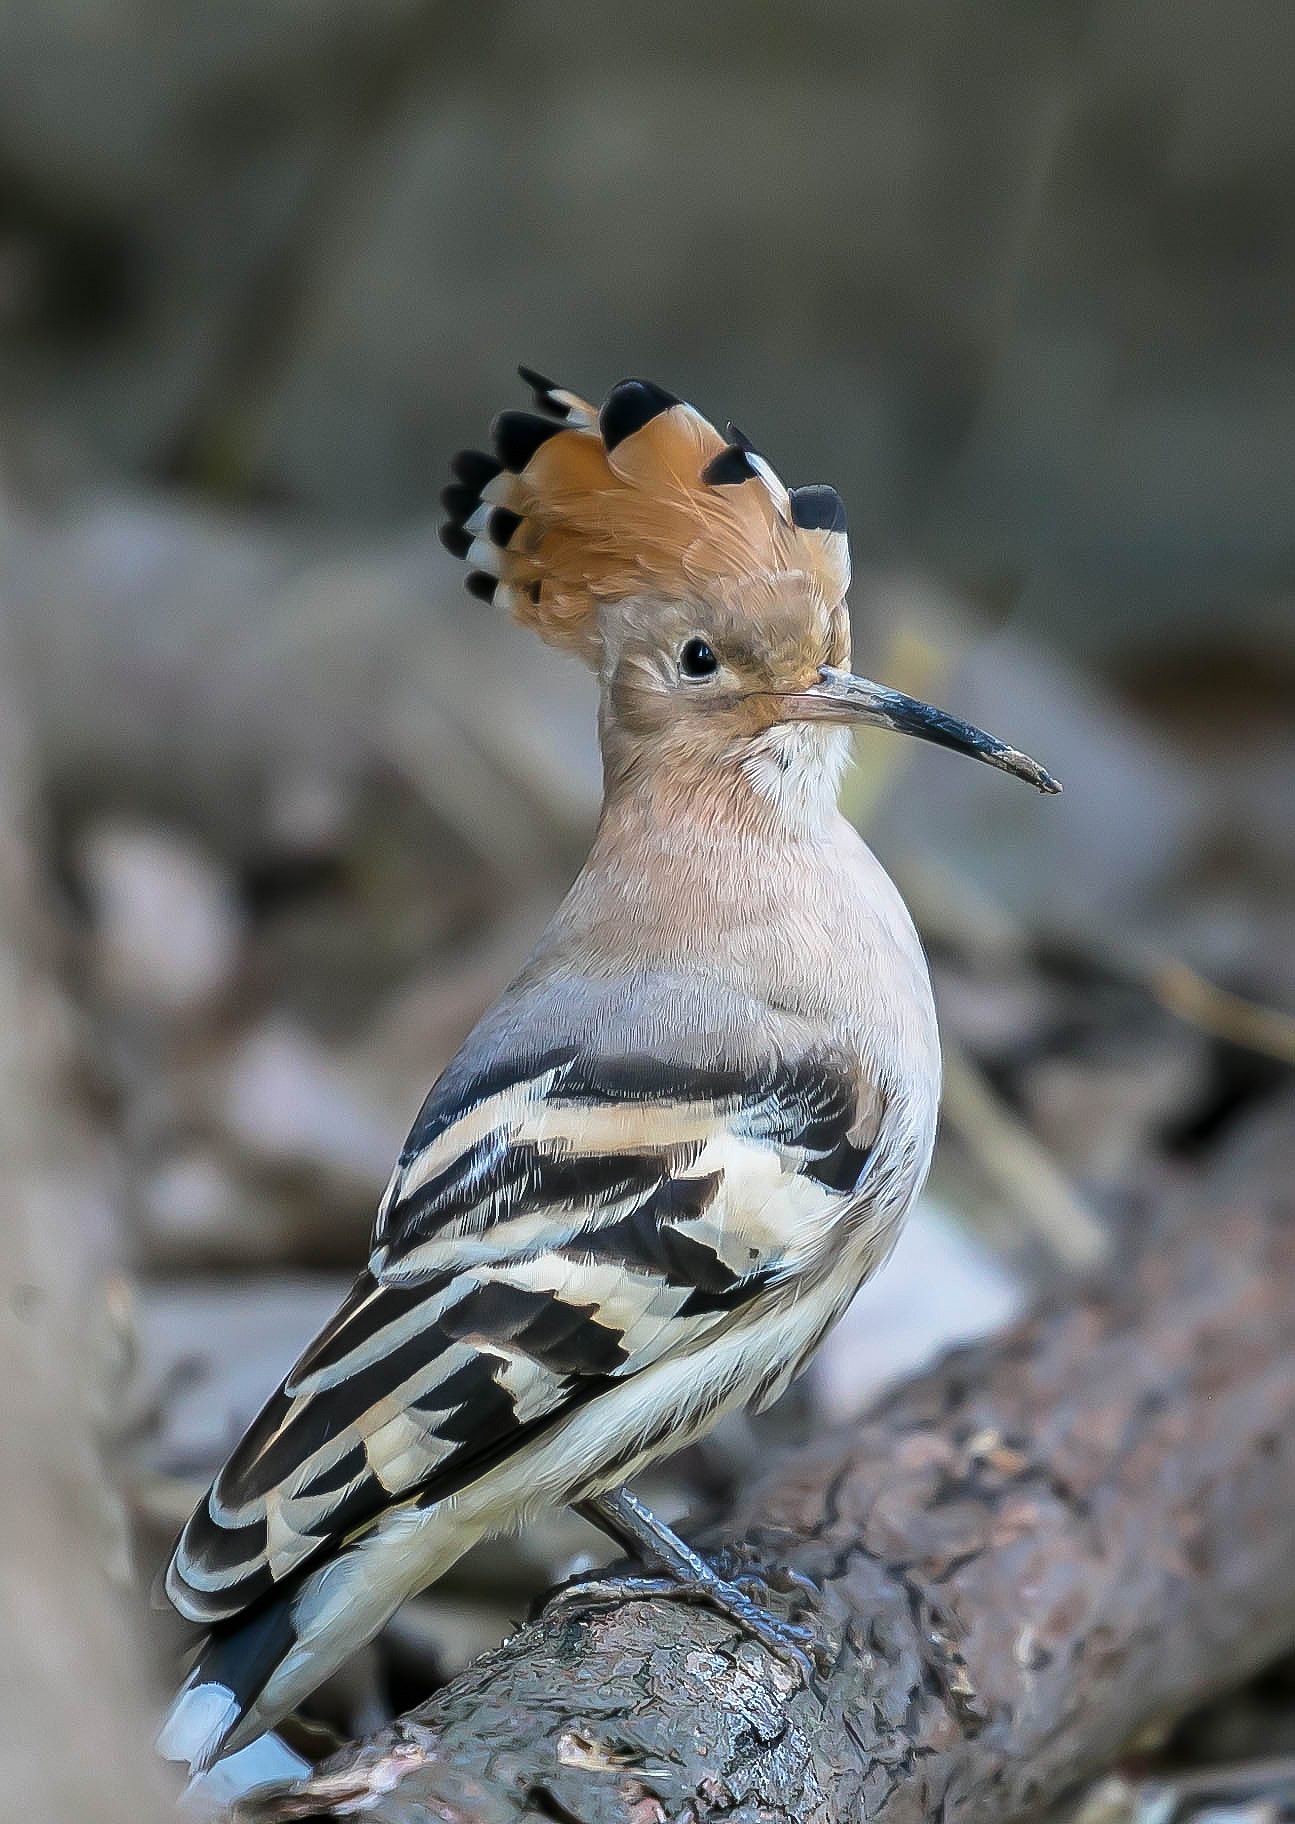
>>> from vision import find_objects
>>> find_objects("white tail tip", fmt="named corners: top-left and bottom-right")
top-left (157, 1678), bottom-right (241, 1774)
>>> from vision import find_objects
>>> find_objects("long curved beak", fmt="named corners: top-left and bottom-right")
top-left (783, 666), bottom-right (1062, 794)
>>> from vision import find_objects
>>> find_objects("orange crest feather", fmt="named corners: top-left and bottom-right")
top-left (440, 369), bottom-right (850, 665)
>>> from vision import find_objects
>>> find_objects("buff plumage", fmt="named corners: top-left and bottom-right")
top-left (160, 368), bottom-right (1054, 1778)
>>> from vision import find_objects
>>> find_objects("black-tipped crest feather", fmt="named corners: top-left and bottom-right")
top-left (493, 410), bottom-right (562, 473)
top-left (599, 378), bottom-right (679, 451)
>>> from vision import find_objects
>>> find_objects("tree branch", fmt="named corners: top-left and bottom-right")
top-left (236, 1101), bottom-right (1295, 1824)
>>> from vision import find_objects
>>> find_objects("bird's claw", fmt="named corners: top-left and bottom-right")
top-left (696, 1583), bottom-right (820, 1682)
top-left (727, 1565), bottom-right (821, 1606)
top-left (707, 1542), bottom-right (822, 1604)
top-left (548, 1572), bottom-right (680, 1611)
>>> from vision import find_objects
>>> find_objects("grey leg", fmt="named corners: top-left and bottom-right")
top-left (563, 1485), bottom-right (820, 1680)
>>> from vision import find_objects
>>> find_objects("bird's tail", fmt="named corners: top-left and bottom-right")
top-left (157, 1593), bottom-right (302, 1775)
top-left (158, 1516), bottom-right (444, 1777)
top-left (160, 1476), bottom-right (491, 1779)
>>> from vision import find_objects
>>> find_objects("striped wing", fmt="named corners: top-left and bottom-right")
top-left (166, 1045), bottom-right (873, 1626)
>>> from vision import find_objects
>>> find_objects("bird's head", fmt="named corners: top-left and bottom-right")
top-left (442, 371), bottom-right (1059, 813)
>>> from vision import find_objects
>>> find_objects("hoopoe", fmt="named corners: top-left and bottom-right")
top-left (160, 370), bottom-right (1058, 1773)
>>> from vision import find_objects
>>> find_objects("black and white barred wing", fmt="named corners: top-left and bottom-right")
top-left (166, 1045), bottom-right (874, 1627)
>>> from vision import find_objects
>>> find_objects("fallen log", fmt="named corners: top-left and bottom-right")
top-left (236, 1099), bottom-right (1295, 1824)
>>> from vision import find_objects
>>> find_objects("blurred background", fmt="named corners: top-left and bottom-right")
top-left (1, 3), bottom-right (1293, 1820)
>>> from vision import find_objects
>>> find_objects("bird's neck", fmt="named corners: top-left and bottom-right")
top-left (597, 723), bottom-right (852, 848)
top-left (553, 722), bottom-right (938, 1095)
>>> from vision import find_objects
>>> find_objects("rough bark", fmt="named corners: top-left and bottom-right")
top-left (237, 1103), bottom-right (1295, 1824)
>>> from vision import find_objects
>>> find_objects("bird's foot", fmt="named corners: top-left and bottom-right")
top-left (565, 1487), bottom-right (827, 1680)
top-left (549, 1565), bottom-right (821, 1683)
top-left (708, 1545), bottom-right (821, 1608)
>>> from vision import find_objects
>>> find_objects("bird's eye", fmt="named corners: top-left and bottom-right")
top-left (679, 637), bottom-right (719, 680)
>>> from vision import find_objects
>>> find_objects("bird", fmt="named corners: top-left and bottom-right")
top-left (159, 367), bottom-right (1059, 1775)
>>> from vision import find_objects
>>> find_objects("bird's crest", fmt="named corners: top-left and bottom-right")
top-left (440, 369), bottom-right (851, 665)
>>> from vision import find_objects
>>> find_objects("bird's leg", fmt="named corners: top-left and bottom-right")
top-left (584, 1488), bottom-right (817, 1610)
top-left (561, 1485), bottom-right (821, 1680)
